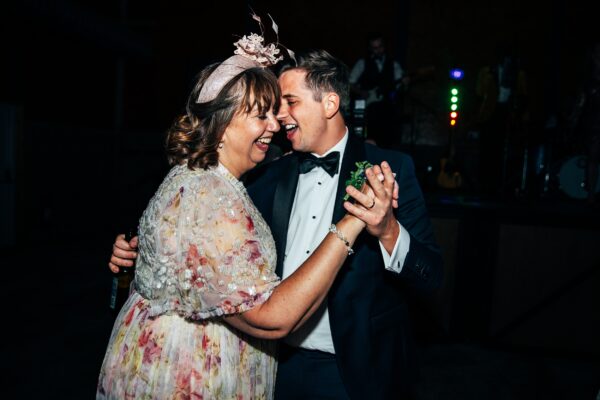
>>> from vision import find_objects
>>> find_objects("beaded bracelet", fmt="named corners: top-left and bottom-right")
top-left (329, 224), bottom-right (354, 255)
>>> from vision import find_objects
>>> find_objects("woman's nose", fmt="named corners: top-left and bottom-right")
top-left (268, 114), bottom-right (280, 132)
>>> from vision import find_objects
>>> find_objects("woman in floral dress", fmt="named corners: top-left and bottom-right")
top-left (97, 32), bottom-right (375, 400)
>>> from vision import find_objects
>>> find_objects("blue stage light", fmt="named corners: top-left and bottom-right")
top-left (449, 68), bottom-right (464, 80)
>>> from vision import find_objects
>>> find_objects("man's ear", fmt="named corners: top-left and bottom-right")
top-left (323, 92), bottom-right (340, 118)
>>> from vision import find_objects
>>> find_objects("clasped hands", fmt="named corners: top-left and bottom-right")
top-left (343, 161), bottom-right (400, 246)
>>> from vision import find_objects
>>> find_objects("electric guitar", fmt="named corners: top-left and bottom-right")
top-left (437, 128), bottom-right (463, 189)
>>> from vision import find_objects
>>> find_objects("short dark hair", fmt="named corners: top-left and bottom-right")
top-left (281, 49), bottom-right (351, 116)
top-left (366, 31), bottom-right (385, 43)
top-left (165, 65), bottom-right (280, 169)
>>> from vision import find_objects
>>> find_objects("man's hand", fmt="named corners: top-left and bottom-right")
top-left (343, 161), bottom-right (399, 254)
top-left (108, 234), bottom-right (138, 273)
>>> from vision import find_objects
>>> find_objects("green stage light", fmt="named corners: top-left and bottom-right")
top-left (449, 86), bottom-right (460, 126)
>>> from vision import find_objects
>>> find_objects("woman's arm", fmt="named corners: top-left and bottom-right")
top-left (224, 214), bottom-right (364, 339)
top-left (225, 163), bottom-right (394, 339)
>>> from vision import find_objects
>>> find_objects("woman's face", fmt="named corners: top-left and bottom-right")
top-left (219, 103), bottom-right (279, 178)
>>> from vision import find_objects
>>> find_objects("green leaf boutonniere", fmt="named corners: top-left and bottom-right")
top-left (343, 161), bottom-right (373, 201)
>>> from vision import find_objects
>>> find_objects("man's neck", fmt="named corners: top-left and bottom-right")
top-left (312, 118), bottom-right (348, 156)
top-left (314, 130), bottom-right (348, 158)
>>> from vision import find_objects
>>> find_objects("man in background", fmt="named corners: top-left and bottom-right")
top-left (349, 32), bottom-right (408, 148)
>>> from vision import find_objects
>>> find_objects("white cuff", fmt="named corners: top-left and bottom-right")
top-left (380, 220), bottom-right (410, 273)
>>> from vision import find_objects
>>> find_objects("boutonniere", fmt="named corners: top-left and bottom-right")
top-left (343, 161), bottom-right (373, 201)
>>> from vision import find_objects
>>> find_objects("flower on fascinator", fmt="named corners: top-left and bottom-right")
top-left (234, 33), bottom-right (283, 66)
top-left (196, 12), bottom-right (292, 103)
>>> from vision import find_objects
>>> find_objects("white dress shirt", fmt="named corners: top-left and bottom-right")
top-left (282, 130), bottom-right (410, 353)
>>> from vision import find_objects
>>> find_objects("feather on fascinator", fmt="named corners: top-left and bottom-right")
top-left (196, 12), bottom-right (295, 103)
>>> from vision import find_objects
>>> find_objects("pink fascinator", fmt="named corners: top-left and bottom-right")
top-left (196, 13), bottom-right (295, 103)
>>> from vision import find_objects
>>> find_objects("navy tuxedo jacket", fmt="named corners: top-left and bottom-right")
top-left (245, 133), bottom-right (443, 399)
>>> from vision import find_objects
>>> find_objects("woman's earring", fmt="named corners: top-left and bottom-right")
top-left (218, 142), bottom-right (224, 149)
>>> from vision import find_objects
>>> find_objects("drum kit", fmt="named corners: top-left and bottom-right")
top-left (533, 147), bottom-right (600, 199)
top-left (555, 155), bottom-right (600, 199)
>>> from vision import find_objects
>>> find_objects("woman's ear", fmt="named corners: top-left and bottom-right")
top-left (324, 92), bottom-right (340, 118)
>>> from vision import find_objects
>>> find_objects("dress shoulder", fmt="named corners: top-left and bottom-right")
top-left (134, 165), bottom-right (280, 320)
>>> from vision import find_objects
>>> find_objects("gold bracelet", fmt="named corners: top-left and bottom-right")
top-left (329, 224), bottom-right (354, 255)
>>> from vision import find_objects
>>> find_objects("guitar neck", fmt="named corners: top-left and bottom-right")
top-left (447, 127), bottom-right (457, 157)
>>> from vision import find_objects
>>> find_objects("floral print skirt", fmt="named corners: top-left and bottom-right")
top-left (97, 292), bottom-right (278, 400)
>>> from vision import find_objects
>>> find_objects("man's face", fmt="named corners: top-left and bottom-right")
top-left (369, 38), bottom-right (385, 58)
top-left (276, 69), bottom-right (331, 155)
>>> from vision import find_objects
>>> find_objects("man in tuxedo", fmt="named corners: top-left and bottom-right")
top-left (246, 50), bottom-right (442, 399)
top-left (109, 50), bottom-right (442, 399)
top-left (349, 32), bottom-right (408, 148)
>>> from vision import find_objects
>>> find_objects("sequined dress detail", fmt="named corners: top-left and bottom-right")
top-left (97, 163), bottom-right (280, 400)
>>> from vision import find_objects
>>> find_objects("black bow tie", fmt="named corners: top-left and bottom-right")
top-left (298, 151), bottom-right (340, 177)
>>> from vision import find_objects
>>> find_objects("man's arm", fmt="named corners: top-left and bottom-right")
top-left (393, 61), bottom-right (404, 83)
top-left (349, 58), bottom-right (366, 85)
top-left (108, 234), bottom-right (138, 273)
top-left (345, 159), bottom-right (442, 292)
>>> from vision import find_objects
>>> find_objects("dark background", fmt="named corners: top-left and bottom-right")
top-left (1, 1), bottom-right (599, 399)
top-left (2, 0), bottom-right (599, 242)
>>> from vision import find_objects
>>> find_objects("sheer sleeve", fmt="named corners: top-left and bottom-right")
top-left (141, 170), bottom-right (280, 320)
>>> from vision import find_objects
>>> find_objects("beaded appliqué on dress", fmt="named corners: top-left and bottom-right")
top-left (133, 163), bottom-right (278, 320)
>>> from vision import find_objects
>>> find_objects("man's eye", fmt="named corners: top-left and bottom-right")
top-left (258, 115), bottom-right (268, 120)
top-left (287, 101), bottom-right (296, 106)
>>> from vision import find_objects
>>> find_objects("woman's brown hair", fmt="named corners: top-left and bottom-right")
top-left (165, 65), bottom-right (280, 169)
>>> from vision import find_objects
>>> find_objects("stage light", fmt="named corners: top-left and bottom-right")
top-left (450, 68), bottom-right (464, 80)
top-left (449, 85), bottom-right (460, 127)
top-left (448, 68), bottom-right (463, 127)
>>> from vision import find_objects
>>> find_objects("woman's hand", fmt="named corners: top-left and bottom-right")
top-left (343, 161), bottom-right (400, 254)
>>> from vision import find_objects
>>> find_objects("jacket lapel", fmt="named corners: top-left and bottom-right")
top-left (332, 134), bottom-right (366, 223)
top-left (272, 153), bottom-right (300, 276)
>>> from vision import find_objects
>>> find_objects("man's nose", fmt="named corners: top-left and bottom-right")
top-left (276, 102), bottom-right (288, 120)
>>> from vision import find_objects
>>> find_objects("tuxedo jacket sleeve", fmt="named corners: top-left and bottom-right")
top-left (372, 145), bottom-right (443, 293)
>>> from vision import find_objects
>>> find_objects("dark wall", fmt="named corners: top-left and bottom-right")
top-left (424, 214), bottom-right (600, 357)
top-left (405, 0), bottom-right (600, 145)
top-left (2, 0), bottom-right (598, 245)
